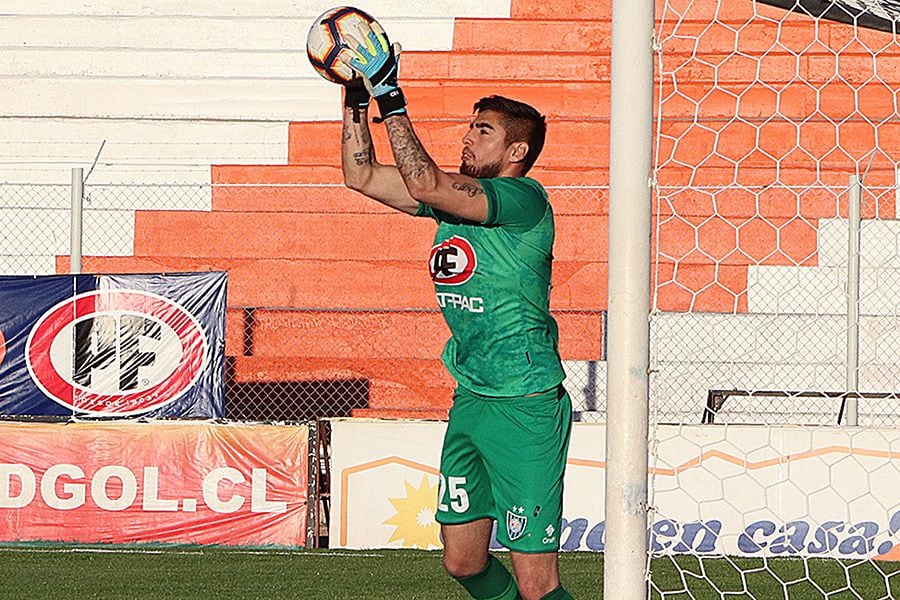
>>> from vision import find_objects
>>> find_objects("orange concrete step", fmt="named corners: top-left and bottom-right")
top-left (351, 408), bottom-right (449, 420)
top-left (212, 164), bottom-right (611, 188)
top-left (212, 164), bottom-right (344, 184)
top-left (657, 165), bottom-right (898, 190)
top-left (658, 215), bottom-right (818, 266)
top-left (229, 356), bottom-right (452, 417)
top-left (225, 308), bottom-right (247, 356)
top-left (244, 309), bottom-right (606, 362)
top-left (211, 183), bottom-right (394, 214)
top-left (367, 379), bottom-right (453, 410)
top-left (248, 310), bottom-right (449, 359)
top-left (659, 120), bottom-right (900, 169)
top-left (400, 51), bottom-right (610, 83)
top-left (61, 256), bottom-right (436, 309)
top-left (132, 211), bottom-right (435, 260)
top-left (132, 211), bottom-right (610, 262)
top-left (208, 174), bottom-right (608, 215)
top-left (231, 355), bottom-right (454, 411)
top-left (511, 0), bottom-right (611, 19)
top-left (287, 120), bottom-right (609, 171)
top-left (230, 356), bottom-right (451, 385)
top-left (402, 82), bottom-right (611, 120)
top-left (655, 263), bottom-right (750, 313)
top-left (659, 188), bottom-right (895, 221)
top-left (60, 255), bottom-right (609, 312)
top-left (452, 19), bottom-right (611, 54)
top-left (60, 255), bottom-right (751, 315)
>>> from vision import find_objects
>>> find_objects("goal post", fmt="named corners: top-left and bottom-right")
top-left (605, 0), bottom-right (655, 597)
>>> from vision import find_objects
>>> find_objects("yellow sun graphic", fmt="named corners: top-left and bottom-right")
top-left (383, 474), bottom-right (441, 549)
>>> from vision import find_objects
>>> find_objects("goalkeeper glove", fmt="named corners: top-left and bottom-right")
top-left (343, 77), bottom-right (370, 123)
top-left (343, 77), bottom-right (370, 109)
top-left (341, 22), bottom-right (407, 121)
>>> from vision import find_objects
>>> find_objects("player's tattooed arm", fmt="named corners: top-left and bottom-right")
top-left (451, 182), bottom-right (485, 198)
top-left (339, 106), bottom-right (418, 215)
top-left (384, 117), bottom-right (434, 182)
top-left (384, 116), bottom-right (487, 222)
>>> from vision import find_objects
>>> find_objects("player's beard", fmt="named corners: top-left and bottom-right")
top-left (460, 159), bottom-right (502, 179)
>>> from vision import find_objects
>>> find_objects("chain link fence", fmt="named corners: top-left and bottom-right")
top-left (0, 180), bottom-right (607, 424)
top-left (652, 181), bottom-right (900, 427)
top-left (4, 178), bottom-right (900, 426)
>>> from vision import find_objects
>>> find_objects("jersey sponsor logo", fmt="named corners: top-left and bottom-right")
top-left (26, 290), bottom-right (208, 416)
top-left (435, 292), bottom-right (484, 313)
top-left (0, 328), bottom-right (5, 368)
top-left (507, 506), bottom-right (528, 541)
top-left (429, 235), bottom-right (477, 286)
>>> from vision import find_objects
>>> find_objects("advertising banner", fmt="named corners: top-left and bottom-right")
top-left (0, 421), bottom-right (308, 547)
top-left (331, 420), bottom-right (900, 560)
top-left (0, 272), bottom-right (226, 418)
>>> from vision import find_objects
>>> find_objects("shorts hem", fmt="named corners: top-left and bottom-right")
top-left (435, 513), bottom-right (494, 526)
top-left (495, 542), bottom-right (561, 554)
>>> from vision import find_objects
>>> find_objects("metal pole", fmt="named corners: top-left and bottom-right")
top-left (70, 168), bottom-right (84, 274)
top-left (845, 175), bottom-right (861, 426)
top-left (605, 0), bottom-right (654, 596)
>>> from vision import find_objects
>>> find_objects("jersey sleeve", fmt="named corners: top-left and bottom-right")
top-left (414, 201), bottom-right (477, 226)
top-left (480, 177), bottom-right (549, 230)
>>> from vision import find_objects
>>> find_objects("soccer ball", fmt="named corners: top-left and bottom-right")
top-left (306, 6), bottom-right (380, 84)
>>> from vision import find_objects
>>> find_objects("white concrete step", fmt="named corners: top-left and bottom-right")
top-left (0, 119), bottom-right (287, 185)
top-left (747, 264), bottom-right (900, 315)
top-left (649, 312), bottom-right (900, 424)
top-left (652, 311), bottom-right (900, 365)
top-left (0, 1), bottom-right (510, 18)
top-left (0, 1), bottom-right (510, 121)
top-left (749, 217), bottom-right (900, 314)
top-left (817, 217), bottom-right (900, 268)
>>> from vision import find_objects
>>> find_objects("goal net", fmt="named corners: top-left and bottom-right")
top-left (648, 0), bottom-right (900, 596)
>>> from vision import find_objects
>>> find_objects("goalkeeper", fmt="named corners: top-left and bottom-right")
top-left (338, 20), bottom-right (574, 600)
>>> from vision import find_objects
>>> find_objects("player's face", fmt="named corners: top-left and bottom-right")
top-left (460, 110), bottom-right (508, 179)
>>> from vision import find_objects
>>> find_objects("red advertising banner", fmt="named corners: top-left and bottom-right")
top-left (0, 421), bottom-right (308, 547)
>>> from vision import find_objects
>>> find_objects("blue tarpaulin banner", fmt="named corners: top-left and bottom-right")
top-left (0, 272), bottom-right (226, 418)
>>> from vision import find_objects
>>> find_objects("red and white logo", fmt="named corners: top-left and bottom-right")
top-left (25, 290), bottom-right (208, 416)
top-left (429, 235), bottom-right (477, 286)
top-left (0, 328), bottom-right (5, 368)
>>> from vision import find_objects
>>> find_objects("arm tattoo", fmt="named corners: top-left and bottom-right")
top-left (384, 118), bottom-right (435, 182)
top-left (452, 182), bottom-right (484, 197)
top-left (353, 148), bottom-right (372, 165)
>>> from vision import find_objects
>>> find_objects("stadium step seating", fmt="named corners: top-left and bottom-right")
top-left (66, 0), bottom-right (852, 419)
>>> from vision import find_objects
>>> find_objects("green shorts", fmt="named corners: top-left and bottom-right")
top-left (435, 384), bottom-right (572, 553)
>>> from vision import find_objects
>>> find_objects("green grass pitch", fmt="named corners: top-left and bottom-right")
top-left (1, 546), bottom-right (898, 599)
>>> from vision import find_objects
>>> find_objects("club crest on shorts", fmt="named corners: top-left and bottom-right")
top-left (506, 508), bottom-right (528, 541)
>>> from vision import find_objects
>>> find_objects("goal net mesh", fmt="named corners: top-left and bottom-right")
top-left (649, 0), bottom-right (900, 596)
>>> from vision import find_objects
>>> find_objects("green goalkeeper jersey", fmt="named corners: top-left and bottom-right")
top-left (416, 176), bottom-right (565, 397)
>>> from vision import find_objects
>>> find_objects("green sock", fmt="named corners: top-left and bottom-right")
top-left (454, 554), bottom-right (522, 600)
top-left (540, 586), bottom-right (574, 600)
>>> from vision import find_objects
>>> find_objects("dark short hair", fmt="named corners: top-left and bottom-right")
top-left (473, 95), bottom-right (546, 174)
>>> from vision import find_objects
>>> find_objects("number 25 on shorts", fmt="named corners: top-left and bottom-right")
top-left (438, 474), bottom-right (469, 513)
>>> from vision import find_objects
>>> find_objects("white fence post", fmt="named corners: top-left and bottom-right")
top-left (845, 174), bottom-right (861, 426)
top-left (70, 168), bottom-right (84, 274)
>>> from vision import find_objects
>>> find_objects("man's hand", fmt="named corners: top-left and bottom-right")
top-left (339, 21), bottom-right (407, 120)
